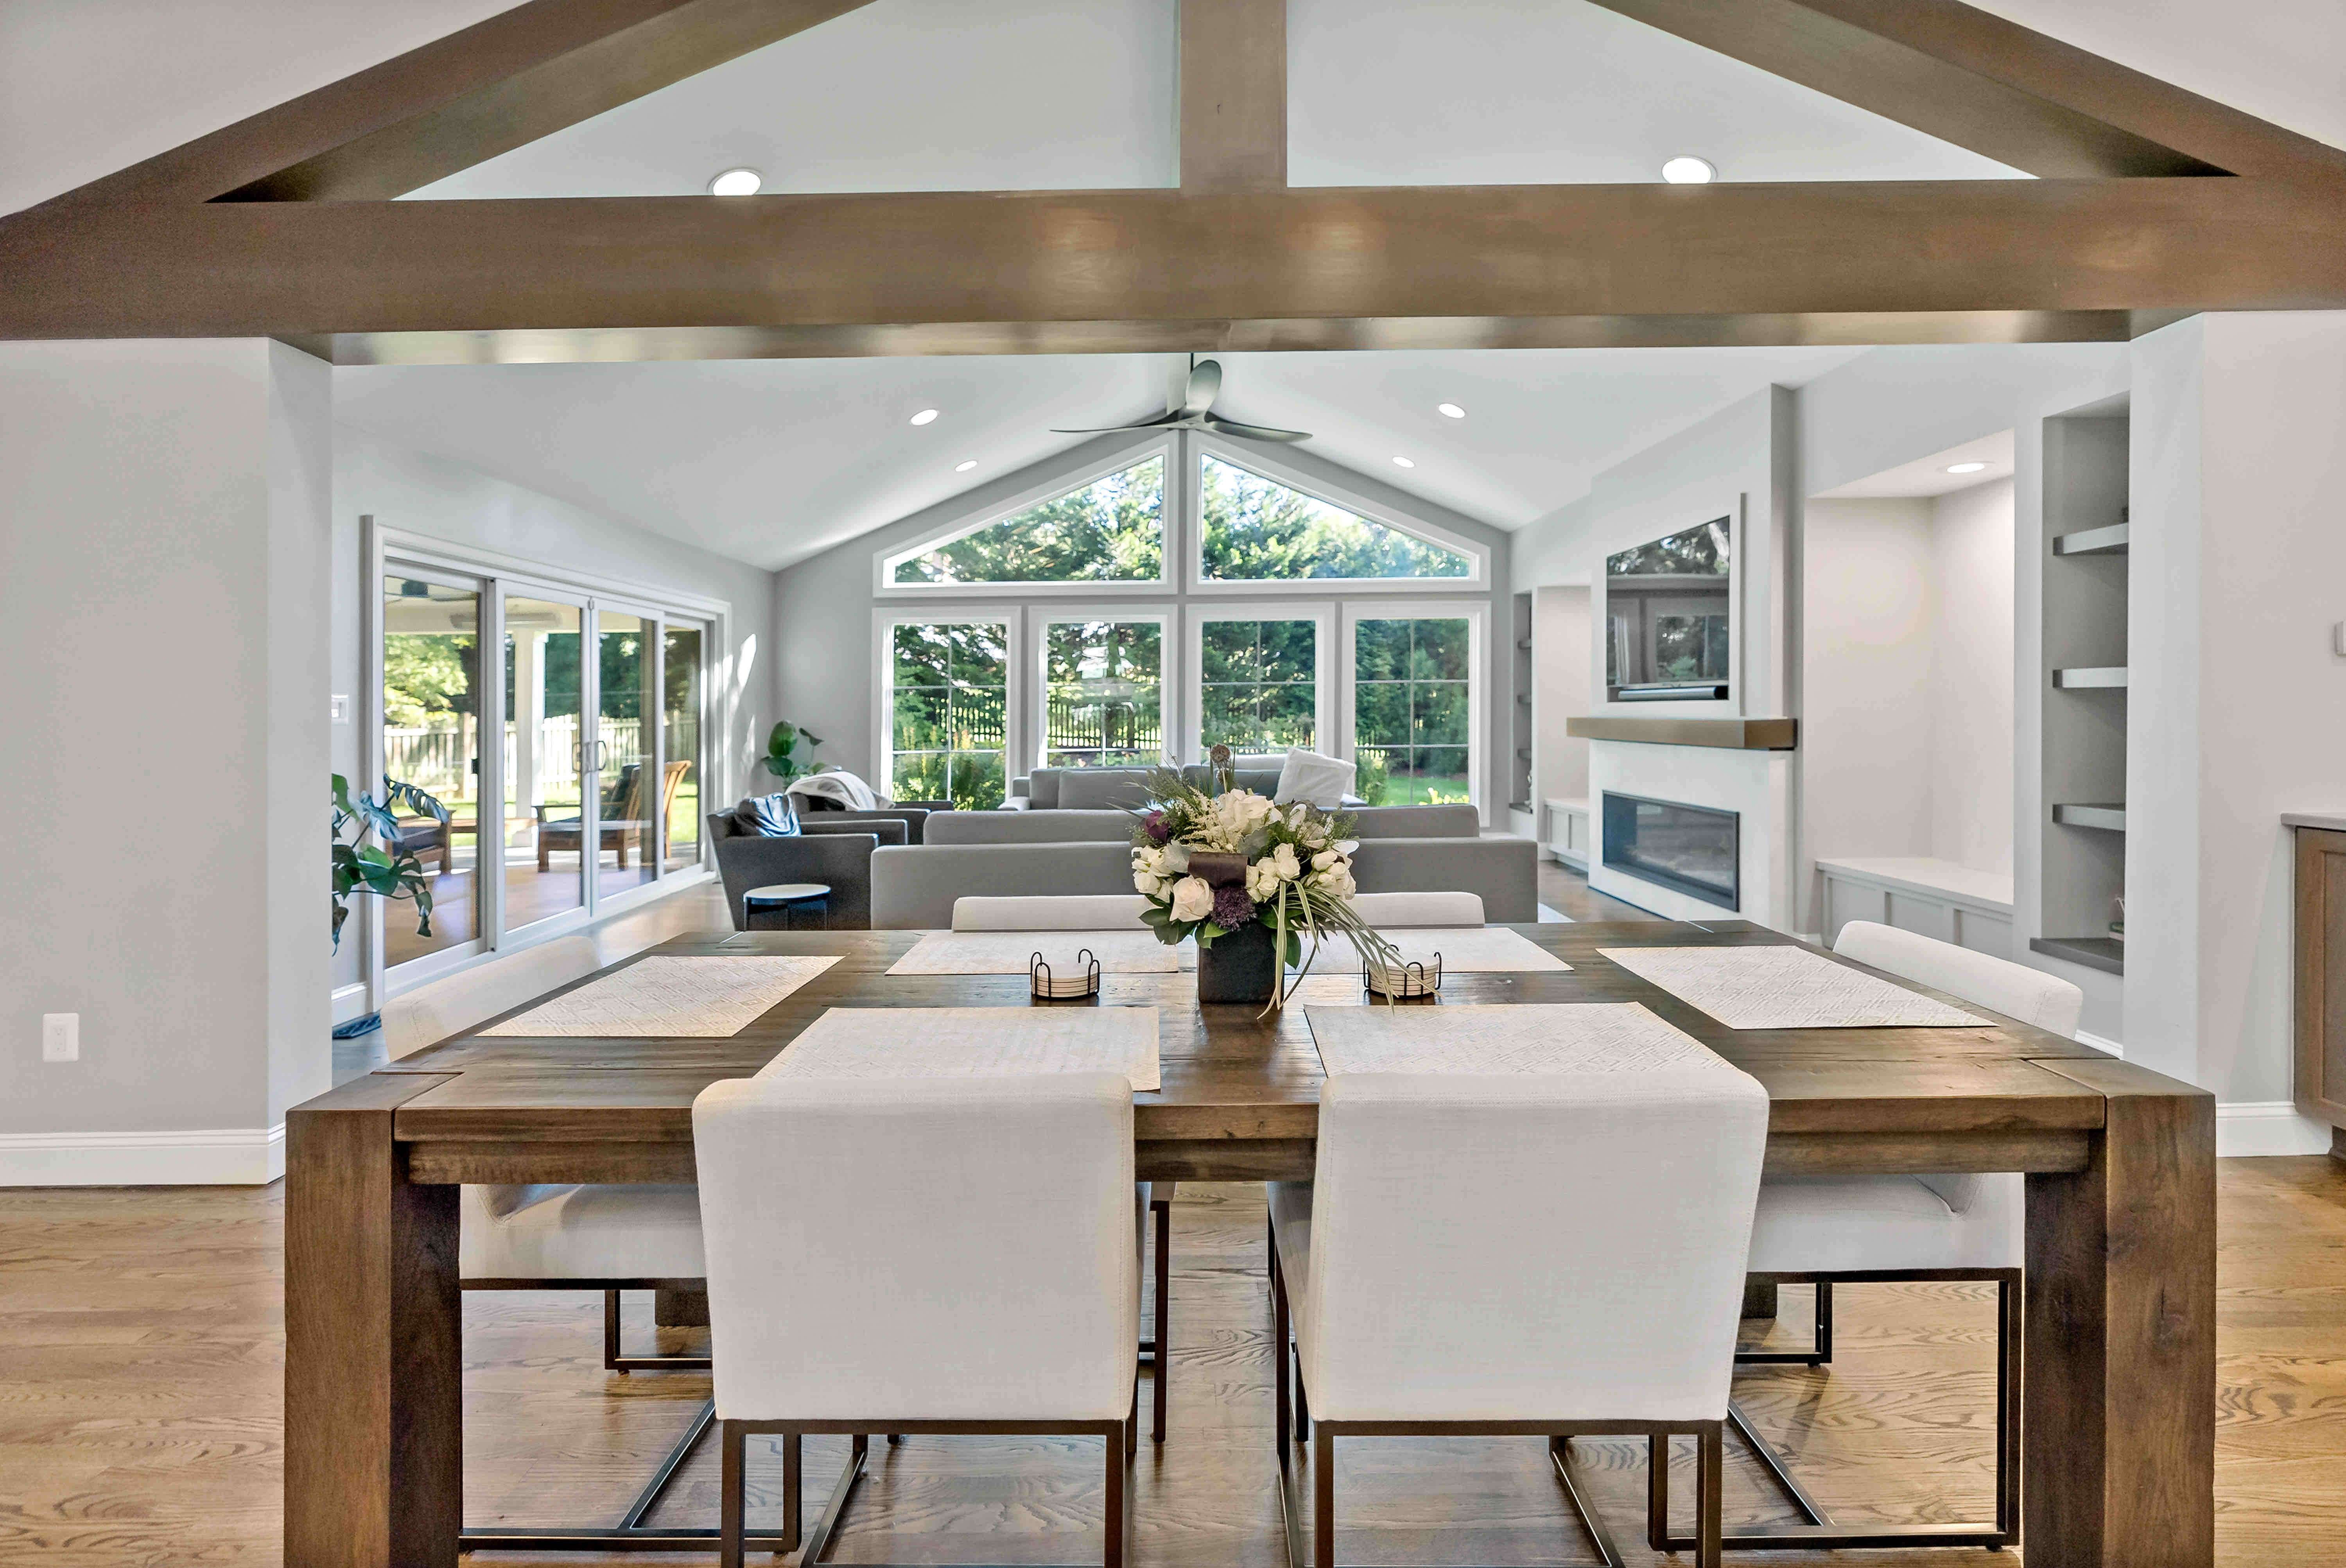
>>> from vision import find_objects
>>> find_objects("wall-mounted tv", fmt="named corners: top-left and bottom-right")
top-left (1604, 515), bottom-right (1732, 702)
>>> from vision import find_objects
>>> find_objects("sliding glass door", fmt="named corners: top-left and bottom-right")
top-left (375, 549), bottom-right (714, 986)
top-left (379, 570), bottom-right (485, 969)
top-left (502, 593), bottom-right (587, 934)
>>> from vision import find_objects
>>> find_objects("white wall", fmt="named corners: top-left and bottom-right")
top-left (1801, 497), bottom-right (1939, 924)
top-left (1533, 585), bottom-right (1591, 804)
top-left (1929, 479), bottom-right (2018, 875)
top-left (0, 340), bottom-right (331, 1175)
top-left (2127, 313), bottom-right (2346, 1121)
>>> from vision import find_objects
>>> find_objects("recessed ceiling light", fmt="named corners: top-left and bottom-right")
top-left (1437, 402), bottom-right (1467, 419)
top-left (1661, 156), bottom-right (1716, 185)
top-left (1392, 456), bottom-right (1417, 469)
top-left (909, 408), bottom-right (940, 426)
top-left (1946, 461), bottom-right (1989, 474)
top-left (955, 458), bottom-right (978, 472)
top-left (707, 167), bottom-right (762, 196)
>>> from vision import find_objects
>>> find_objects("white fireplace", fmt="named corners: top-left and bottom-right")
top-left (1586, 739), bottom-right (1795, 926)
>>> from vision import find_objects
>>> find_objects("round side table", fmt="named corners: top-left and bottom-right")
top-left (743, 881), bottom-right (832, 931)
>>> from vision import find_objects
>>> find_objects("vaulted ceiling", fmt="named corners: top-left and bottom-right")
top-left (332, 0), bottom-right (2008, 567)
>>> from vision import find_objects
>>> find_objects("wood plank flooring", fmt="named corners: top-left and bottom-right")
top-left (3, 1158), bottom-right (2341, 1565)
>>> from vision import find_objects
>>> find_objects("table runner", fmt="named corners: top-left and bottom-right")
top-left (1599, 944), bottom-right (1989, 1029)
top-left (758, 1005), bottom-right (1162, 1091)
top-left (481, 955), bottom-right (837, 1037)
top-left (888, 929), bottom-right (1186, 976)
top-left (1305, 1002), bottom-right (1734, 1075)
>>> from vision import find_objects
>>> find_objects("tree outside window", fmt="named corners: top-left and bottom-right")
top-left (1200, 455), bottom-right (1472, 581)
top-left (1352, 618), bottom-right (1471, 806)
top-left (1043, 620), bottom-right (1162, 768)
top-left (1200, 619), bottom-right (1317, 755)
top-left (892, 457), bottom-right (1163, 585)
top-left (890, 621), bottom-right (1009, 809)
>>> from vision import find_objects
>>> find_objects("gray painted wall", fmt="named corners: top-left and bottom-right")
top-left (772, 431), bottom-right (1513, 819)
top-left (1, 339), bottom-right (332, 1137)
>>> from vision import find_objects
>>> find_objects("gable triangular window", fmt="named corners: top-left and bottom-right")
top-left (890, 456), bottom-right (1164, 586)
top-left (1198, 454), bottom-right (1473, 581)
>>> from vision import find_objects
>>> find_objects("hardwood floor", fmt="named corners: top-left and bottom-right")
top-left (4, 1158), bottom-right (2341, 1565)
top-left (1539, 858), bottom-right (1665, 923)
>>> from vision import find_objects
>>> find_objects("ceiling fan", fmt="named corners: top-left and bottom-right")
top-left (1052, 355), bottom-right (1311, 444)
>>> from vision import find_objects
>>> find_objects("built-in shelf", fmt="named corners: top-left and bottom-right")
top-left (2052, 802), bottom-right (2127, 832)
top-left (2031, 935), bottom-right (2125, 976)
top-left (1566, 716), bottom-right (1799, 751)
top-left (2052, 666), bottom-right (2129, 689)
top-left (2053, 522), bottom-right (2130, 557)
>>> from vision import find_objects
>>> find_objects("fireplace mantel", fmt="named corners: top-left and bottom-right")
top-left (1568, 716), bottom-right (1798, 751)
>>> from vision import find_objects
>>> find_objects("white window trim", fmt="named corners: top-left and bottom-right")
top-left (874, 434), bottom-right (1177, 597)
top-left (1025, 603), bottom-right (1178, 774)
top-left (1188, 434), bottom-right (1490, 594)
top-left (871, 605), bottom-right (1026, 800)
top-left (1180, 600), bottom-right (1336, 768)
top-left (1339, 599), bottom-right (1489, 816)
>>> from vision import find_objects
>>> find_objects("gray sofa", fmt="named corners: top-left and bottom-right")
top-left (708, 801), bottom-right (942, 929)
top-left (1005, 759), bottom-right (1364, 812)
top-left (926, 802), bottom-right (1483, 845)
top-left (869, 834), bottom-right (1539, 929)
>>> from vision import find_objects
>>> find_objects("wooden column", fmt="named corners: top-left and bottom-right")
top-left (1179, 0), bottom-right (1286, 192)
top-left (285, 1075), bottom-right (462, 1568)
top-left (2024, 1058), bottom-right (2217, 1566)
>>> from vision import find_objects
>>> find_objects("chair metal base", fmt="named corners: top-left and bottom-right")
top-left (720, 1413), bottom-right (1137, 1568)
top-left (1653, 1267), bottom-right (2022, 1554)
top-left (1268, 1218), bottom-right (1723, 1568)
top-left (1138, 1197), bottom-right (1170, 1443)
top-left (456, 1278), bottom-right (724, 1552)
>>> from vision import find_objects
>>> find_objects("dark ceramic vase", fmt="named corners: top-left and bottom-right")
top-left (1196, 917), bottom-right (1279, 1004)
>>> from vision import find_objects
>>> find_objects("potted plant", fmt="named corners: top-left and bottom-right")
top-left (760, 721), bottom-right (827, 783)
top-left (1130, 773), bottom-right (1397, 1011)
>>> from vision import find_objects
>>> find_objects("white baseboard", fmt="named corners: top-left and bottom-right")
top-left (2217, 1102), bottom-right (2335, 1158)
top-left (0, 1124), bottom-right (286, 1186)
top-left (2076, 1028), bottom-right (2125, 1058)
top-left (332, 982), bottom-right (371, 1025)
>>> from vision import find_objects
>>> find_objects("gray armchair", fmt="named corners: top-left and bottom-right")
top-left (707, 811), bottom-right (907, 929)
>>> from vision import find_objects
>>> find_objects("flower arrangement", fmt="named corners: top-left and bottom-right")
top-left (1130, 772), bottom-right (1397, 1010)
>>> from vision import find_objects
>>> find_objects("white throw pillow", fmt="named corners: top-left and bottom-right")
top-left (1275, 747), bottom-right (1353, 809)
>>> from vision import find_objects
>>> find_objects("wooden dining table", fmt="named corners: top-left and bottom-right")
top-left (283, 919), bottom-right (2214, 1568)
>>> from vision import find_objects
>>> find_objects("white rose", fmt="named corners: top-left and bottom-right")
top-left (1245, 861), bottom-right (1280, 902)
top-left (1135, 869), bottom-right (1166, 897)
top-left (1169, 876), bottom-right (1213, 923)
top-left (1316, 863), bottom-right (1357, 897)
top-left (1270, 843), bottom-right (1302, 881)
top-left (1312, 848), bottom-right (1338, 871)
top-left (1160, 841), bottom-right (1190, 873)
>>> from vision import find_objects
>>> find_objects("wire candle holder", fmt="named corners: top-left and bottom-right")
top-left (1363, 953), bottom-right (1442, 1001)
top-left (1030, 949), bottom-right (1103, 1003)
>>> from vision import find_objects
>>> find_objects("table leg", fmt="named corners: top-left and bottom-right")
top-left (285, 1075), bottom-right (463, 1568)
top-left (2023, 1060), bottom-right (2216, 1567)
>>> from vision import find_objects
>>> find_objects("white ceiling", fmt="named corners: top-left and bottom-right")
top-left (1813, 429), bottom-right (2018, 499)
top-left (335, 346), bottom-right (1867, 570)
top-left (416, 0), bottom-right (2018, 199)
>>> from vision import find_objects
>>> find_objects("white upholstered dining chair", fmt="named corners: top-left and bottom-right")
top-left (952, 893), bottom-right (1152, 930)
top-left (1677, 920), bottom-right (2083, 1555)
top-left (694, 1071), bottom-right (1142, 1568)
top-left (1270, 1068), bottom-right (1769, 1568)
top-left (1341, 890), bottom-right (1485, 928)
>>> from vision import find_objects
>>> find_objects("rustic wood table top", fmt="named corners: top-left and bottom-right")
top-left (286, 919), bottom-right (2218, 1568)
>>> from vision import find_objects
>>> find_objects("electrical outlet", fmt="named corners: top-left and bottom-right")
top-left (42, 1013), bottom-right (78, 1062)
top-left (2334, 623), bottom-right (2346, 659)
top-left (330, 694), bottom-right (352, 724)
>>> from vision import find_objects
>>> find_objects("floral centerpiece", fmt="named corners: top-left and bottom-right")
top-left (1130, 772), bottom-right (1397, 1010)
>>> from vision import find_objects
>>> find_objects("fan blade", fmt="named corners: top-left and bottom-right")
top-left (1048, 410), bottom-right (1186, 435)
top-left (1184, 359), bottom-right (1223, 416)
top-left (1202, 414), bottom-right (1312, 443)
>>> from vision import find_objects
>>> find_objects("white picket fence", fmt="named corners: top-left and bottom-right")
top-left (384, 716), bottom-right (692, 800)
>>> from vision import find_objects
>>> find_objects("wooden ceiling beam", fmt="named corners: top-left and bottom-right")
top-left (4, 180), bottom-right (2339, 357)
top-left (22, 0), bottom-right (878, 212)
top-left (1585, 0), bottom-right (2346, 185)
top-left (1179, 0), bottom-right (1288, 192)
